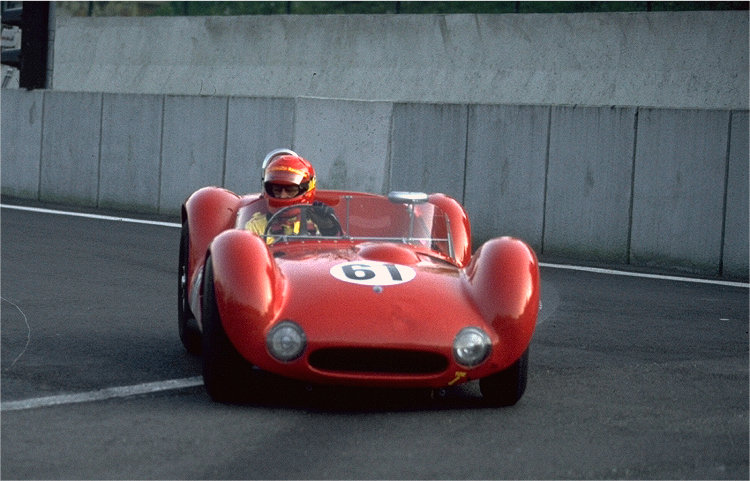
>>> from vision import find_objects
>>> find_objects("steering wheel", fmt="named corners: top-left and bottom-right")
top-left (263, 204), bottom-right (343, 240)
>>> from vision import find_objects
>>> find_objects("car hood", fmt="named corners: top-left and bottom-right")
top-left (271, 242), bottom-right (489, 350)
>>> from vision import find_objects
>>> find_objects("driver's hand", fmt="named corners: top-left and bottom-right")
top-left (313, 200), bottom-right (336, 227)
top-left (312, 201), bottom-right (337, 231)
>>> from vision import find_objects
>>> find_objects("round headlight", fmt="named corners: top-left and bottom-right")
top-left (267, 321), bottom-right (307, 362)
top-left (453, 327), bottom-right (491, 367)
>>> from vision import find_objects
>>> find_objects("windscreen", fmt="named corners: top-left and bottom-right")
top-left (237, 193), bottom-right (454, 260)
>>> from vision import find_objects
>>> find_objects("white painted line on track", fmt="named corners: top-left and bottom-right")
top-left (539, 262), bottom-right (749, 288)
top-left (2, 203), bottom-right (746, 288)
top-left (0, 203), bottom-right (181, 228)
top-left (1, 377), bottom-right (204, 412)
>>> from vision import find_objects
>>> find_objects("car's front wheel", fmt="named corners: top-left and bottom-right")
top-left (201, 254), bottom-right (257, 402)
top-left (178, 221), bottom-right (201, 355)
top-left (479, 347), bottom-right (529, 407)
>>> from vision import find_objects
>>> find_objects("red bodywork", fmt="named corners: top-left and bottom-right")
top-left (182, 187), bottom-right (539, 390)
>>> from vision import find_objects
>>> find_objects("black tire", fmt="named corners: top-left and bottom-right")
top-left (178, 221), bottom-right (202, 355)
top-left (201, 255), bottom-right (257, 402)
top-left (479, 347), bottom-right (529, 407)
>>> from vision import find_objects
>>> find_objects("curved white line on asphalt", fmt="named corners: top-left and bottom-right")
top-left (1, 377), bottom-right (204, 412)
top-left (1, 297), bottom-right (31, 368)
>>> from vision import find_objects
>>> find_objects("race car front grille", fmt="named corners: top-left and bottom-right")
top-left (309, 348), bottom-right (448, 375)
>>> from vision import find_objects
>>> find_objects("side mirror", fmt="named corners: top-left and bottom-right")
top-left (387, 191), bottom-right (429, 204)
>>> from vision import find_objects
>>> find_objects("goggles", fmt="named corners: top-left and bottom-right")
top-left (265, 182), bottom-right (306, 198)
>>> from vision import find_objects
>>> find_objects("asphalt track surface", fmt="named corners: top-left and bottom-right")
top-left (1, 203), bottom-right (748, 480)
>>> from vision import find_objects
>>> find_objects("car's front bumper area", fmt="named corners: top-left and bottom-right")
top-left (244, 337), bottom-right (512, 389)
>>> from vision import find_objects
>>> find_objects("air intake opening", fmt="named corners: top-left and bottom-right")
top-left (309, 348), bottom-right (448, 374)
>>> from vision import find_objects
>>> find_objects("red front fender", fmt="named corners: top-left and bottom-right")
top-left (209, 230), bottom-right (286, 362)
top-left (465, 237), bottom-right (540, 368)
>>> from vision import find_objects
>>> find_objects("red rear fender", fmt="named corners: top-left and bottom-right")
top-left (466, 237), bottom-right (540, 366)
top-left (429, 193), bottom-right (472, 267)
top-left (183, 187), bottom-right (242, 274)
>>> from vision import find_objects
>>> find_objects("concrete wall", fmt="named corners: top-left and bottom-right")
top-left (51, 11), bottom-right (748, 109)
top-left (2, 88), bottom-right (747, 280)
top-left (3, 12), bottom-right (748, 279)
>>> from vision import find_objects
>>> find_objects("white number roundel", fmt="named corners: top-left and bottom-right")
top-left (330, 261), bottom-right (416, 286)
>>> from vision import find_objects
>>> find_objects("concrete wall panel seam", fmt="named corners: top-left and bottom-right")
top-left (722, 110), bottom-right (749, 278)
top-left (37, 90), bottom-right (47, 201)
top-left (291, 96), bottom-right (298, 154)
top-left (384, 104), bottom-right (393, 195)
top-left (718, 111), bottom-right (733, 276)
top-left (157, 94), bottom-right (165, 213)
top-left (95, 93), bottom-right (104, 207)
top-left (162, 94), bottom-right (167, 210)
top-left (386, 102), bottom-right (394, 193)
top-left (626, 107), bottom-right (640, 265)
top-left (461, 104), bottom-right (470, 205)
top-left (220, 96), bottom-right (229, 188)
top-left (539, 106), bottom-right (552, 256)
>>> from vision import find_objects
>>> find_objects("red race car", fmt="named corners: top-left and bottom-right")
top-left (179, 186), bottom-right (539, 406)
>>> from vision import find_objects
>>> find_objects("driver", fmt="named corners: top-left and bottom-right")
top-left (245, 153), bottom-right (339, 241)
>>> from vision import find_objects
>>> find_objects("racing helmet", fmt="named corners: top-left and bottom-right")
top-left (262, 154), bottom-right (317, 210)
top-left (261, 148), bottom-right (298, 189)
